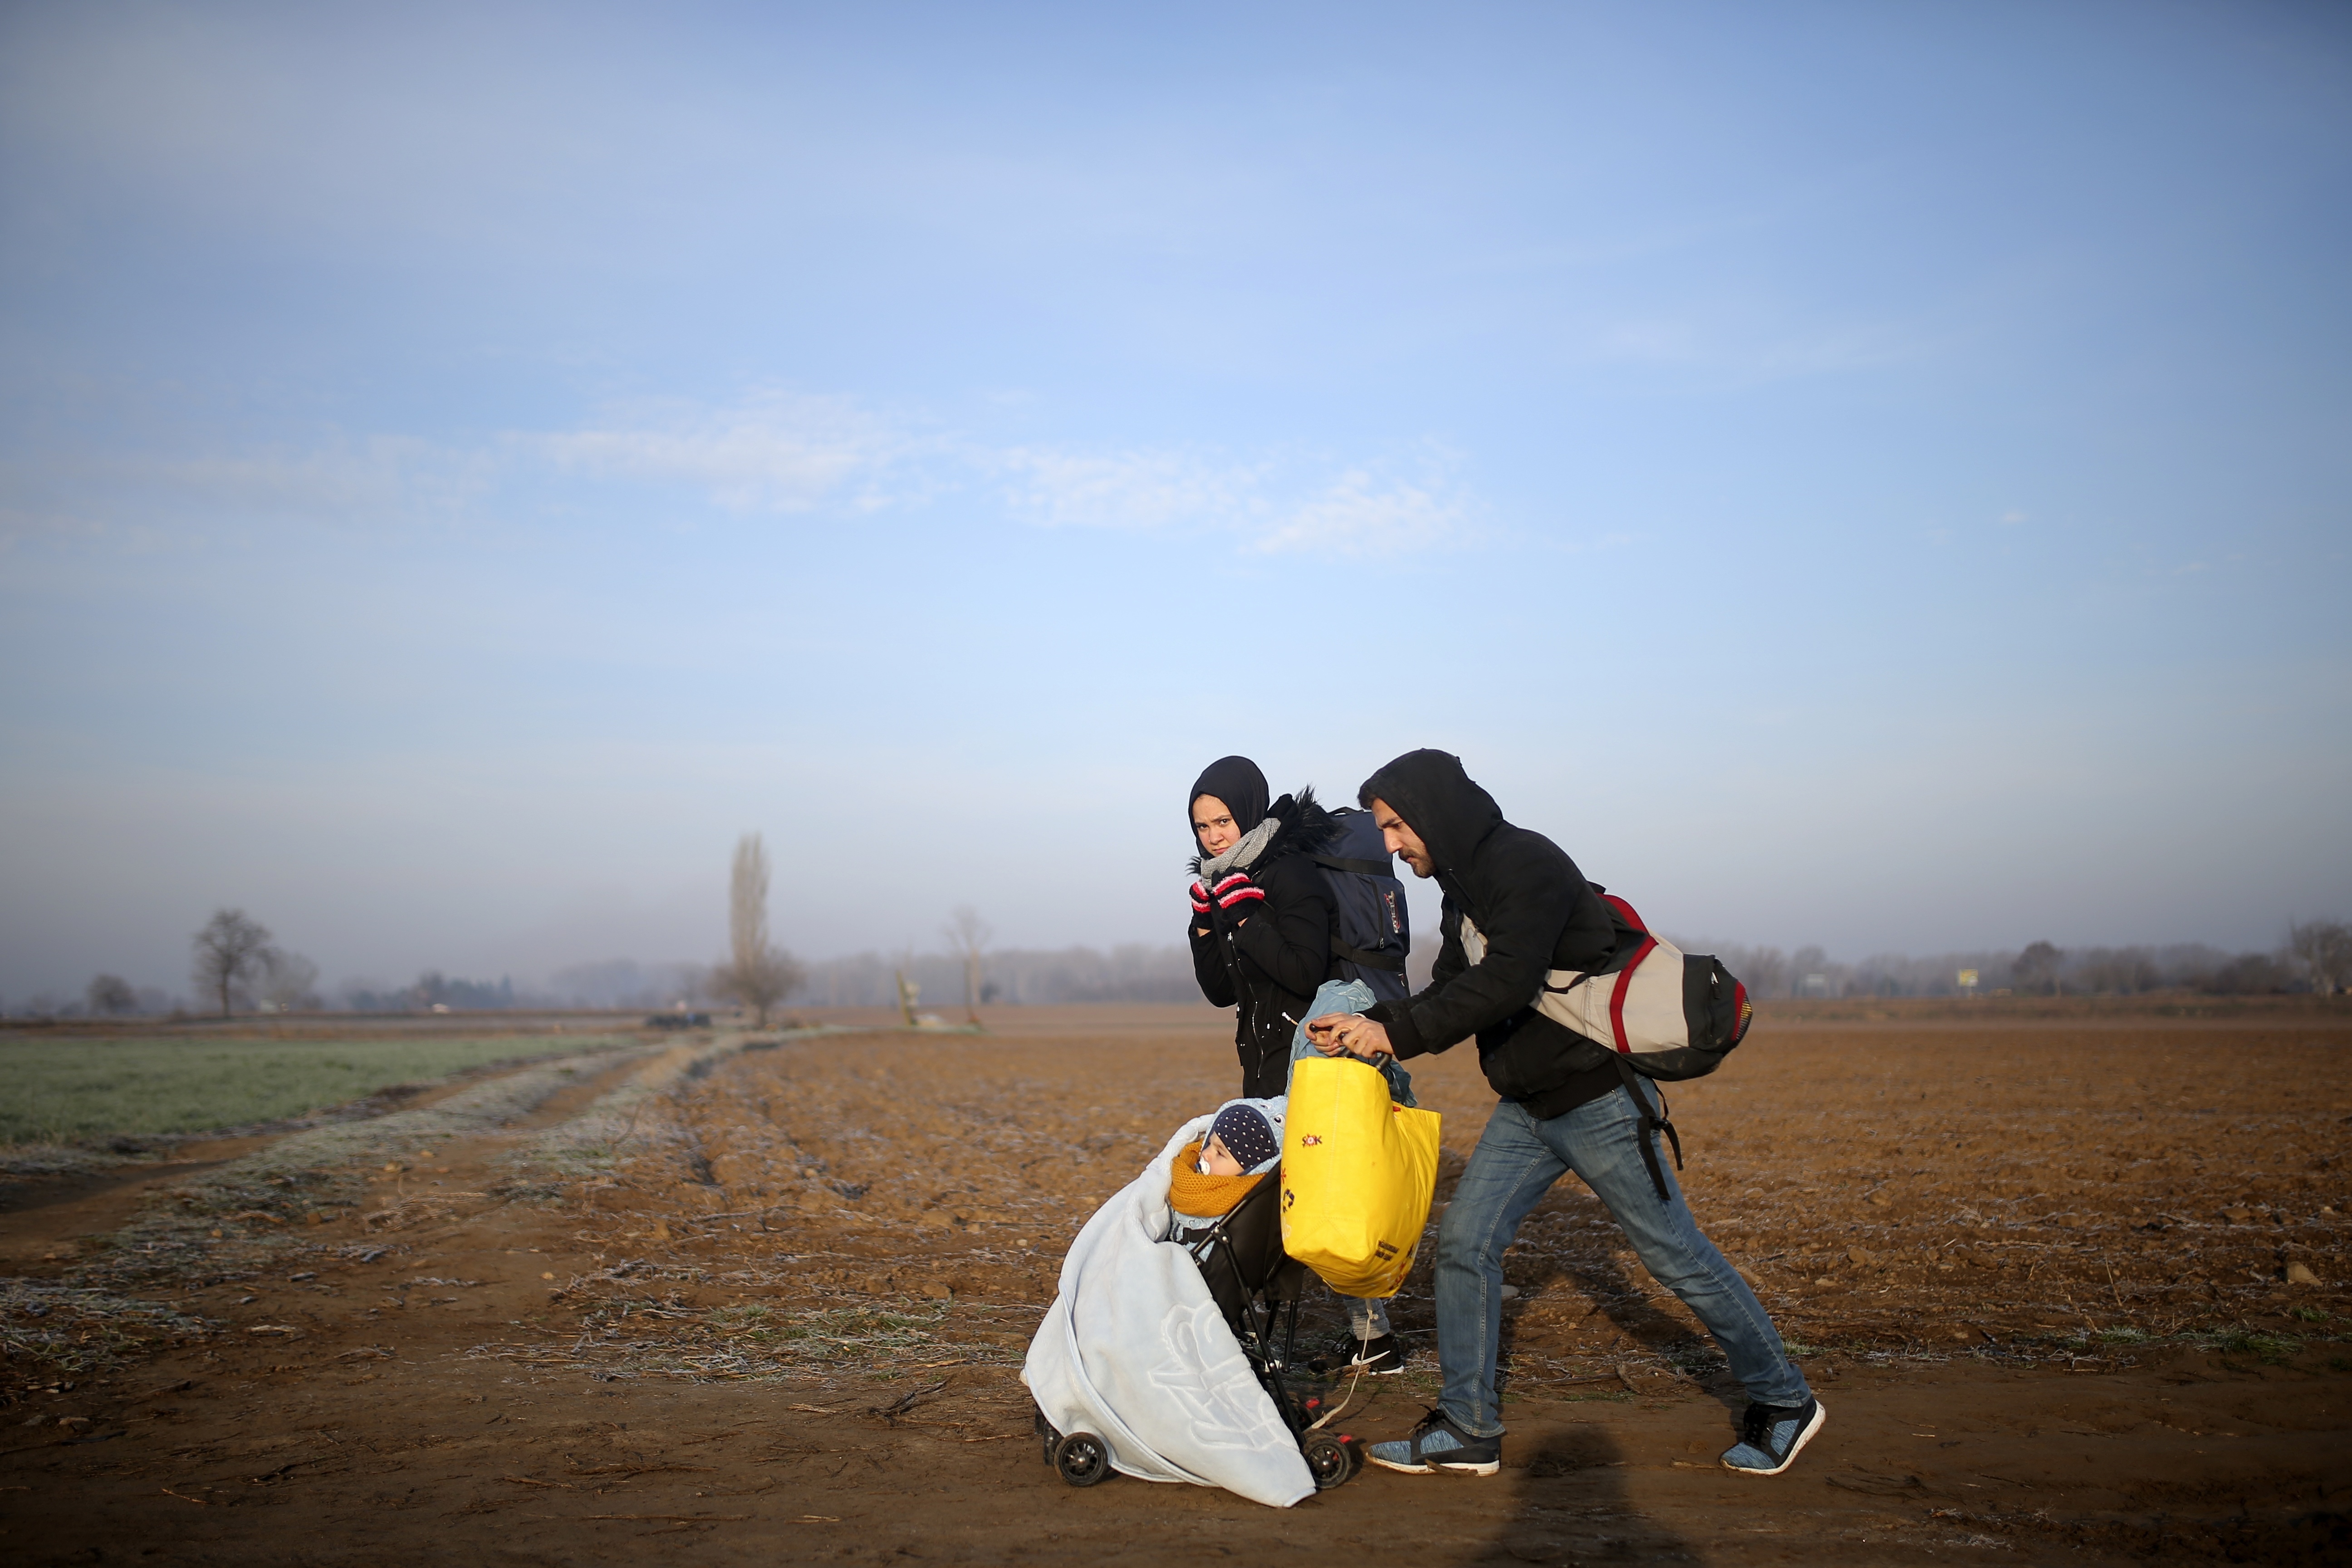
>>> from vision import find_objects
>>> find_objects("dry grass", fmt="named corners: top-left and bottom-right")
top-left (518, 1017), bottom-right (2352, 1392)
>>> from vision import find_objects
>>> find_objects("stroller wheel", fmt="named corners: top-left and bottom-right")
top-left (1032, 1405), bottom-right (1062, 1469)
top-left (1303, 1431), bottom-right (1355, 1490)
top-left (1053, 1431), bottom-right (1112, 1487)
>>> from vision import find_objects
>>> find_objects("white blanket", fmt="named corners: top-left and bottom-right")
top-left (1021, 1113), bottom-right (1315, 1508)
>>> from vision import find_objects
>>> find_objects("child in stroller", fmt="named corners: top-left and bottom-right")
top-left (1024, 1100), bottom-right (1366, 1503)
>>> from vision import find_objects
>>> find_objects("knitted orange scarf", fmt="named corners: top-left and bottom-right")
top-left (1168, 1141), bottom-right (1266, 1220)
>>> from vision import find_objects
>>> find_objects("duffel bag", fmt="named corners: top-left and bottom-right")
top-left (1528, 894), bottom-right (1753, 1080)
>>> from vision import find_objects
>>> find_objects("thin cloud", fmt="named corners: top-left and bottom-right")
top-left (541, 392), bottom-right (910, 514)
top-left (5, 388), bottom-right (1483, 556)
top-left (996, 447), bottom-right (1267, 532)
top-left (1250, 468), bottom-right (1472, 556)
top-left (998, 443), bottom-right (1475, 555)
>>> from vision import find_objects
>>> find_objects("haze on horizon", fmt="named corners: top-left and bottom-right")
top-left (2, 1), bottom-right (2347, 1006)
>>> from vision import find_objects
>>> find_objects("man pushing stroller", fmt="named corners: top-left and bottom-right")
top-left (1309, 750), bottom-right (1825, 1480)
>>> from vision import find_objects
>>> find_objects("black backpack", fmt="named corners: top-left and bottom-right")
top-left (1311, 808), bottom-right (1412, 1004)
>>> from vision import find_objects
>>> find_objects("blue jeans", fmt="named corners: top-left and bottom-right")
top-left (1436, 1081), bottom-right (1809, 1437)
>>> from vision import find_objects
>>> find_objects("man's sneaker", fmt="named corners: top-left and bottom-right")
top-left (1365, 1407), bottom-right (1501, 1476)
top-left (1347, 1333), bottom-right (1406, 1375)
top-left (1720, 1396), bottom-right (1825, 1476)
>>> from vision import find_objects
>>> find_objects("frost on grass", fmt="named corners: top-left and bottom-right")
top-left (0, 1143), bottom-right (121, 1180)
top-left (69, 1043), bottom-right (650, 1294)
top-left (0, 1034), bottom-right (643, 1146)
top-left (0, 1281), bottom-right (212, 1382)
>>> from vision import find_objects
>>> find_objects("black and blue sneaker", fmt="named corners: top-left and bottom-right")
top-left (1720, 1396), bottom-right (1825, 1475)
top-left (1364, 1406), bottom-right (1501, 1476)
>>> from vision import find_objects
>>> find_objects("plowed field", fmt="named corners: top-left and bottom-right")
top-left (4, 1003), bottom-right (2347, 1565)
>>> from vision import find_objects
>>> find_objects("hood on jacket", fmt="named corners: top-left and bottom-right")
top-left (1357, 749), bottom-right (1504, 877)
top-left (1189, 755), bottom-right (1272, 843)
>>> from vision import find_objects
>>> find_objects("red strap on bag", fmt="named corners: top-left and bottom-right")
top-left (1601, 895), bottom-right (1655, 1055)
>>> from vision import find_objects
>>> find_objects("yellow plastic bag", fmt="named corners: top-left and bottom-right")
top-left (1279, 1056), bottom-right (1442, 1299)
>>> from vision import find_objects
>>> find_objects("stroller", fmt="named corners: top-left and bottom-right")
top-left (1034, 1165), bottom-right (1365, 1492)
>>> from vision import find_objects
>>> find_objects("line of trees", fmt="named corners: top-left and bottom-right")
top-left (1682, 921), bottom-right (2352, 1000)
top-left (14, 904), bottom-right (2345, 1021)
top-left (796, 942), bottom-right (1199, 1007)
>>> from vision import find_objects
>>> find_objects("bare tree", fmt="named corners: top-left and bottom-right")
top-left (2012, 940), bottom-right (2065, 997)
top-left (1740, 946), bottom-right (1790, 1000)
top-left (2075, 946), bottom-right (2162, 995)
top-left (260, 951), bottom-right (321, 1012)
top-left (710, 833), bottom-right (803, 1027)
top-left (191, 908), bottom-right (276, 1017)
top-left (942, 905), bottom-right (992, 1024)
top-left (2289, 918), bottom-right (2352, 996)
top-left (85, 974), bottom-right (137, 1015)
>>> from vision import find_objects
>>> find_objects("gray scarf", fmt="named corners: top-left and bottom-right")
top-left (1197, 813), bottom-right (1282, 884)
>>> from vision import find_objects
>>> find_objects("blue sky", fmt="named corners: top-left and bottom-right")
top-left (2, 0), bottom-right (2347, 1000)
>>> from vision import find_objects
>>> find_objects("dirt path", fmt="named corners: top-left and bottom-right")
top-left (2, 1006), bottom-right (2346, 1565)
top-left (6, 1333), bottom-right (2341, 1566)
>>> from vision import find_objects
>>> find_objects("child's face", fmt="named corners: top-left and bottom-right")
top-left (1200, 1133), bottom-right (1244, 1176)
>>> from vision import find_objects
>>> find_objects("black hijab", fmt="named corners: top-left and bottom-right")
top-left (1188, 755), bottom-right (1271, 846)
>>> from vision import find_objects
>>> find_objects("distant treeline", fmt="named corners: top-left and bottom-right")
top-left (12, 927), bottom-right (2342, 1020)
top-left (601, 931), bottom-right (2338, 1009)
top-left (796, 946), bottom-right (1201, 1008)
top-left (1683, 939), bottom-right (2316, 999)
top-left (1410, 934), bottom-right (2323, 1000)
top-left (340, 971), bottom-right (520, 1012)
top-left (350, 947), bottom-right (1204, 1012)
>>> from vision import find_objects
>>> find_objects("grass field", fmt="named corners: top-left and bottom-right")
top-left (0, 1032), bottom-right (634, 1143)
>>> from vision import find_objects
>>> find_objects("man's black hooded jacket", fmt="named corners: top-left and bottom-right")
top-left (1358, 750), bottom-right (1625, 1117)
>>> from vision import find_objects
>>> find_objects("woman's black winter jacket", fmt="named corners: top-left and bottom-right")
top-left (1188, 790), bottom-right (1340, 1099)
top-left (1357, 750), bottom-right (1626, 1117)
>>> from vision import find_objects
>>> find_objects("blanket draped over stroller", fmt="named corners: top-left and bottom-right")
top-left (1021, 1113), bottom-right (1316, 1508)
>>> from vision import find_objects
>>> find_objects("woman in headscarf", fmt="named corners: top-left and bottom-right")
top-left (1188, 757), bottom-right (1409, 1375)
top-left (1186, 755), bottom-right (1338, 1102)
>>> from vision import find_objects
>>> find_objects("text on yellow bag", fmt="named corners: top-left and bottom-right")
top-left (1279, 1056), bottom-right (1442, 1299)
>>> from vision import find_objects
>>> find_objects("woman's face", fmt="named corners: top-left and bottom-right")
top-left (1192, 794), bottom-right (1241, 858)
